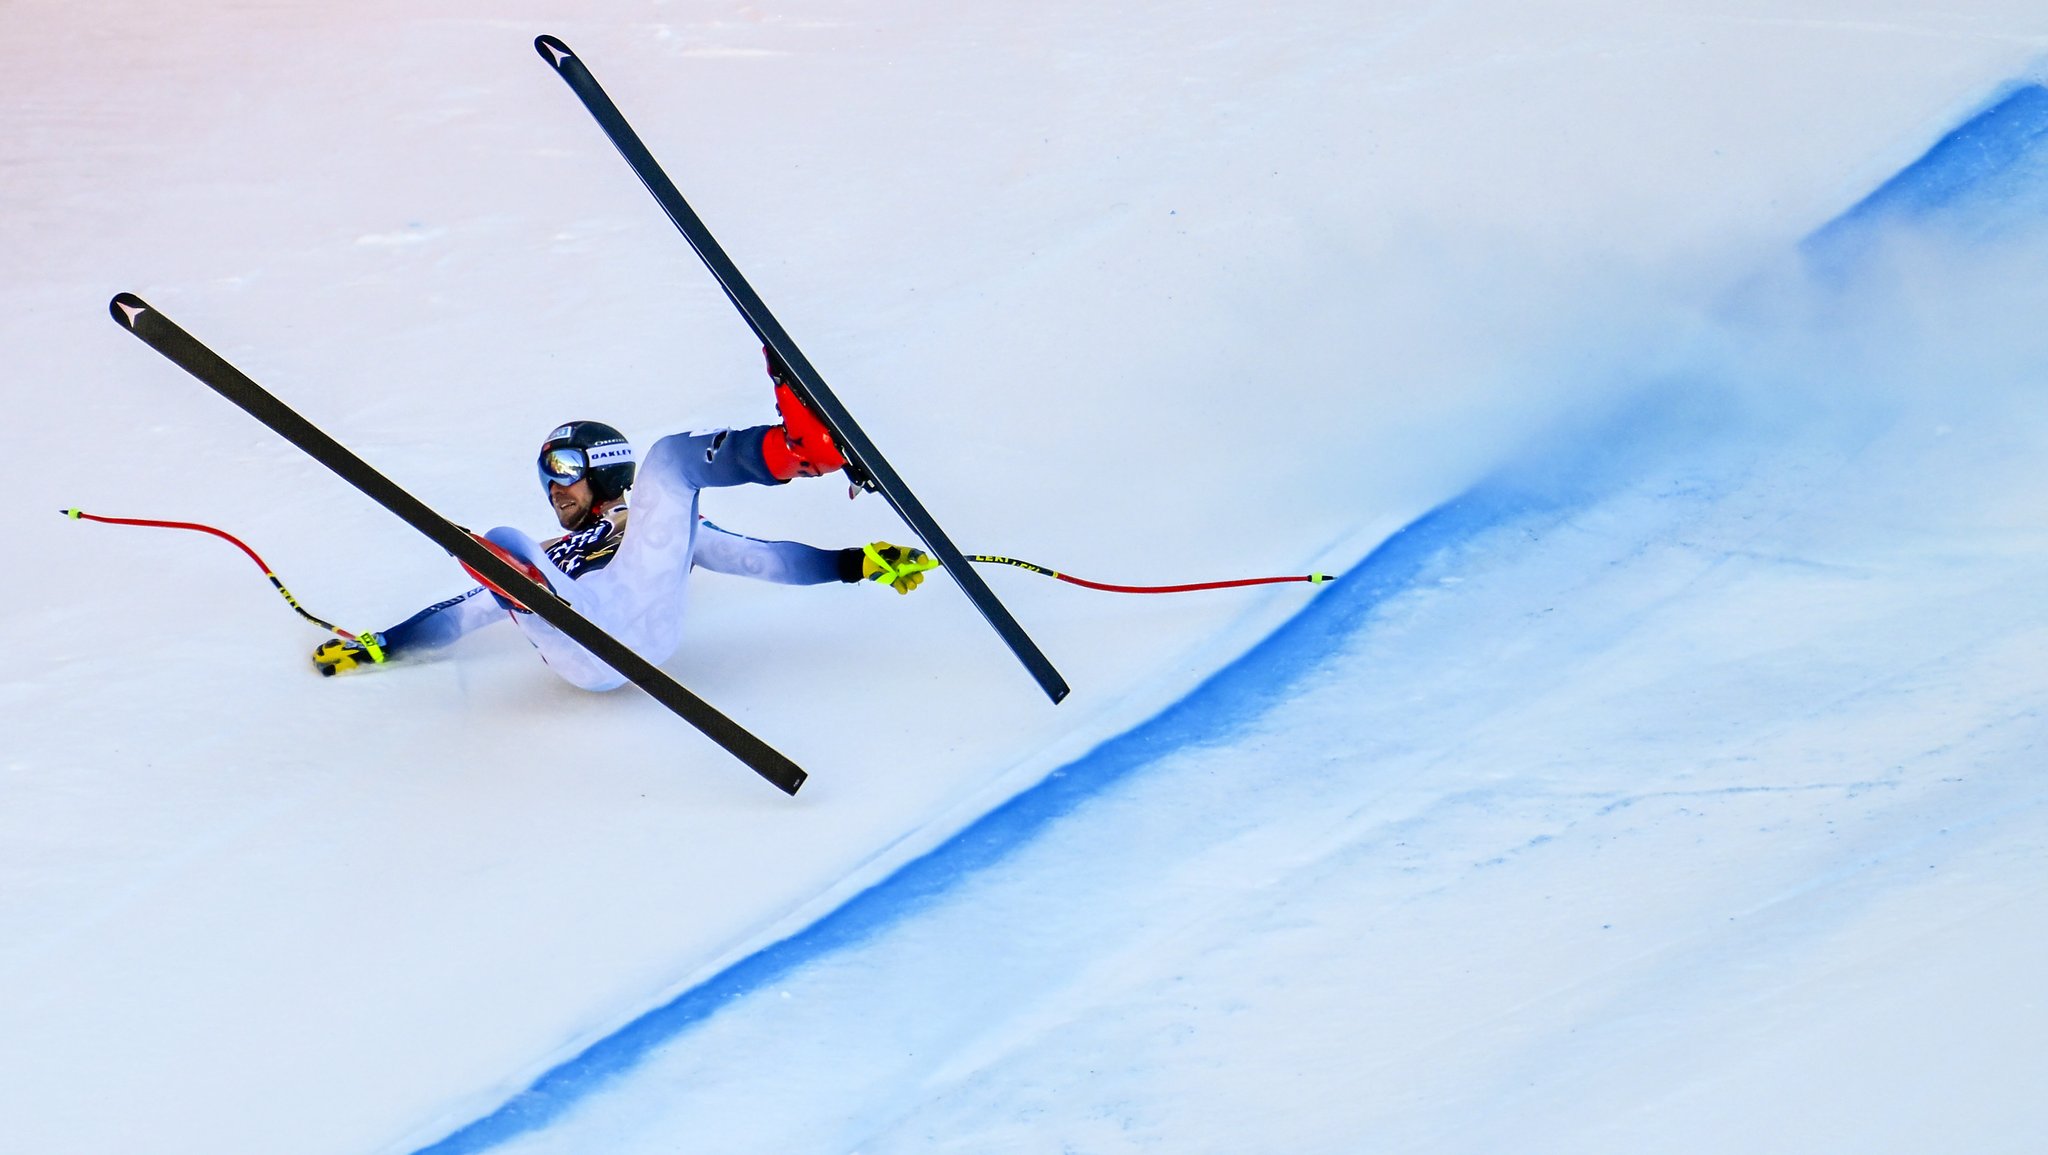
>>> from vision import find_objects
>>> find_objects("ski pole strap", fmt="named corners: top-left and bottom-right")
top-left (967, 554), bottom-right (1337, 594)
top-left (62, 507), bottom-right (369, 644)
top-left (861, 541), bottom-right (896, 582)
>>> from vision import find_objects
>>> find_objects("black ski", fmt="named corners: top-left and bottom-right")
top-left (108, 293), bottom-right (808, 796)
top-left (533, 34), bottom-right (1071, 705)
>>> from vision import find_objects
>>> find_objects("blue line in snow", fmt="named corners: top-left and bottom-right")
top-left (413, 78), bottom-right (2048, 1155)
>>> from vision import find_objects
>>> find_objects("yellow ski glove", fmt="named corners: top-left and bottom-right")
top-left (312, 633), bottom-right (389, 676)
top-left (862, 542), bottom-right (939, 595)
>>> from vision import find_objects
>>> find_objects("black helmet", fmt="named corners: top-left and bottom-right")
top-left (537, 420), bottom-right (636, 503)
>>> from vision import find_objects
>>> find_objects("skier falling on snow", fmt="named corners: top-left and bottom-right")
top-left (312, 349), bottom-right (938, 685)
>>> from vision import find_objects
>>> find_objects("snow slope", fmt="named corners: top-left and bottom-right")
top-left (4, 2), bottom-right (2047, 1153)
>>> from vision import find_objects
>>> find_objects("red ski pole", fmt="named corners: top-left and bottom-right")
top-left (62, 508), bottom-right (382, 658)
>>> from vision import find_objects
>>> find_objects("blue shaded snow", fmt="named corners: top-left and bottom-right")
top-left (1804, 82), bottom-right (2048, 264)
top-left (414, 78), bottom-right (2048, 1155)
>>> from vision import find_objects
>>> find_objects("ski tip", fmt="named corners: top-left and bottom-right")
top-left (109, 292), bottom-right (150, 329)
top-left (535, 34), bottom-right (573, 67)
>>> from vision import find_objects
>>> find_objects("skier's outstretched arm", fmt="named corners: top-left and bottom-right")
top-left (690, 520), bottom-right (862, 585)
top-left (692, 521), bottom-right (936, 594)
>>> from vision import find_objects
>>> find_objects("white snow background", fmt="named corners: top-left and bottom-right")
top-left (5, 2), bottom-right (2048, 1153)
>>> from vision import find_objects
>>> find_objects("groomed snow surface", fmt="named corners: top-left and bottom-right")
top-left (6, 4), bottom-right (2048, 1153)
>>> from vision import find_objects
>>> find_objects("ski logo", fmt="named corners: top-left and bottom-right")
top-left (536, 36), bottom-right (574, 68)
top-left (111, 294), bottom-right (148, 328)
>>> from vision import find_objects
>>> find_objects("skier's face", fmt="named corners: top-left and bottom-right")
top-left (548, 478), bottom-right (596, 531)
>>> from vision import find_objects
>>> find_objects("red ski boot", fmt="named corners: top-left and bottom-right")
top-left (758, 346), bottom-right (847, 480)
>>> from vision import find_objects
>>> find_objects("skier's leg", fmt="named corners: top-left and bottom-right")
top-left (663, 425), bottom-right (790, 490)
top-left (474, 526), bottom-right (632, 691)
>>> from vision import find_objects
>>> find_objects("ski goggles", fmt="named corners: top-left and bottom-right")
top-left (538, 446), bottom-right (594, 488)
top-left (537, 439), bottom-right (636, 489)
